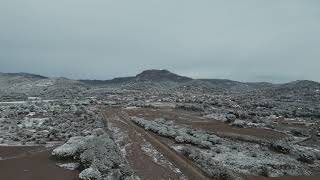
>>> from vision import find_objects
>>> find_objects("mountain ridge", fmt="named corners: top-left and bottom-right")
top-left (1, 70), bottom-right (319, 86)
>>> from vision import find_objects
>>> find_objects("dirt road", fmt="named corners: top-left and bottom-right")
top-left (104, 107), bottom-right (210, 180)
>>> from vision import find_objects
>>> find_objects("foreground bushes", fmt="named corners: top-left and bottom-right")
top-left (52, 129), bottom-right (138, 180)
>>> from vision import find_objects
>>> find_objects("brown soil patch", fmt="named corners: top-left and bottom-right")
top-left (0, 146), bottom-right (44, 159)
top-left (247, 176), bottom-right (320, 180)
top-left (0, 146), bottom-right (79, 180)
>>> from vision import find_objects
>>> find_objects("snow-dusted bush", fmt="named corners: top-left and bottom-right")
top-left (192, 132), bottom-right (209, 141)
top-left (93, 128), bottom-right (104, 136)
top-left (204, 113), bottom-right (227, 121)
top-left (53, 132), bottom-right (135, 179)
top-left (58, 163), bottom-right (80, 171)
top-left (198, 141), bottom-right (213, 148)
top-left (79, 167), bottom-right (102, 180)
top-left (226, 114), bottom-right (236, 123)
top-left (177, 130), bottom-right (219, 147)
top-left (208, 134), bottom-right (222, 144)
top-left (231, 120), bottom-right (247, 128)
top-left (270, 140), bottom-right (291, 154)
top-left (179, 133), bottom-right (212, 148)
top-left (257, 166), bottom-right (270, 177)
top-left (296, 150), bottom-right (316, 164)
top-left (132, 117), bottom-right (219, 149)
top-left (104, 169), bottom-right (122, 180)
top-left (52, 136), bottom-right (88, 159)
top-left (132, 117), bottom-right (176, 138)
top-left (175, 136), bottom-right (185, 143)
top-left (176, 104), bottom-right (204, 112)
top-left (179, 147), bottom-right (241, 180)
top-left (80, 134), bottom-right (124, 173)
top-left (166, 127), bottom-right (177, 138)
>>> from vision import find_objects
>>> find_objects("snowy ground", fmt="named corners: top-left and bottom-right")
top-left (141, 139), bottom-right (187, 180)
top-left (108, 122), bottom-right (131, 157)
top-left (172, 138), bottom-right (313, 177)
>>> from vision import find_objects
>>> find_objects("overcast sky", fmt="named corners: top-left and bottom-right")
top-left (0, 0), bottom-right (319, 82)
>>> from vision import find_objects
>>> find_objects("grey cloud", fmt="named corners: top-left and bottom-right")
top-left (0, 0), bottom-right (320, 82)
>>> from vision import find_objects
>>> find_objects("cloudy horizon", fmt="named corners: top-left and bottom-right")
top-left (1, 0), bottom-right (320, 83)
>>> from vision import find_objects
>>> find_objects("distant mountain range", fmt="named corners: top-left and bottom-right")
top-left (0, 72), bottom-right (48, 80)
top-left (1, 69), bottom-right (319, 94)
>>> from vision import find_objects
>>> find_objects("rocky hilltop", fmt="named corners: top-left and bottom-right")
top-left (135, 69), bottom-right (192, 82)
